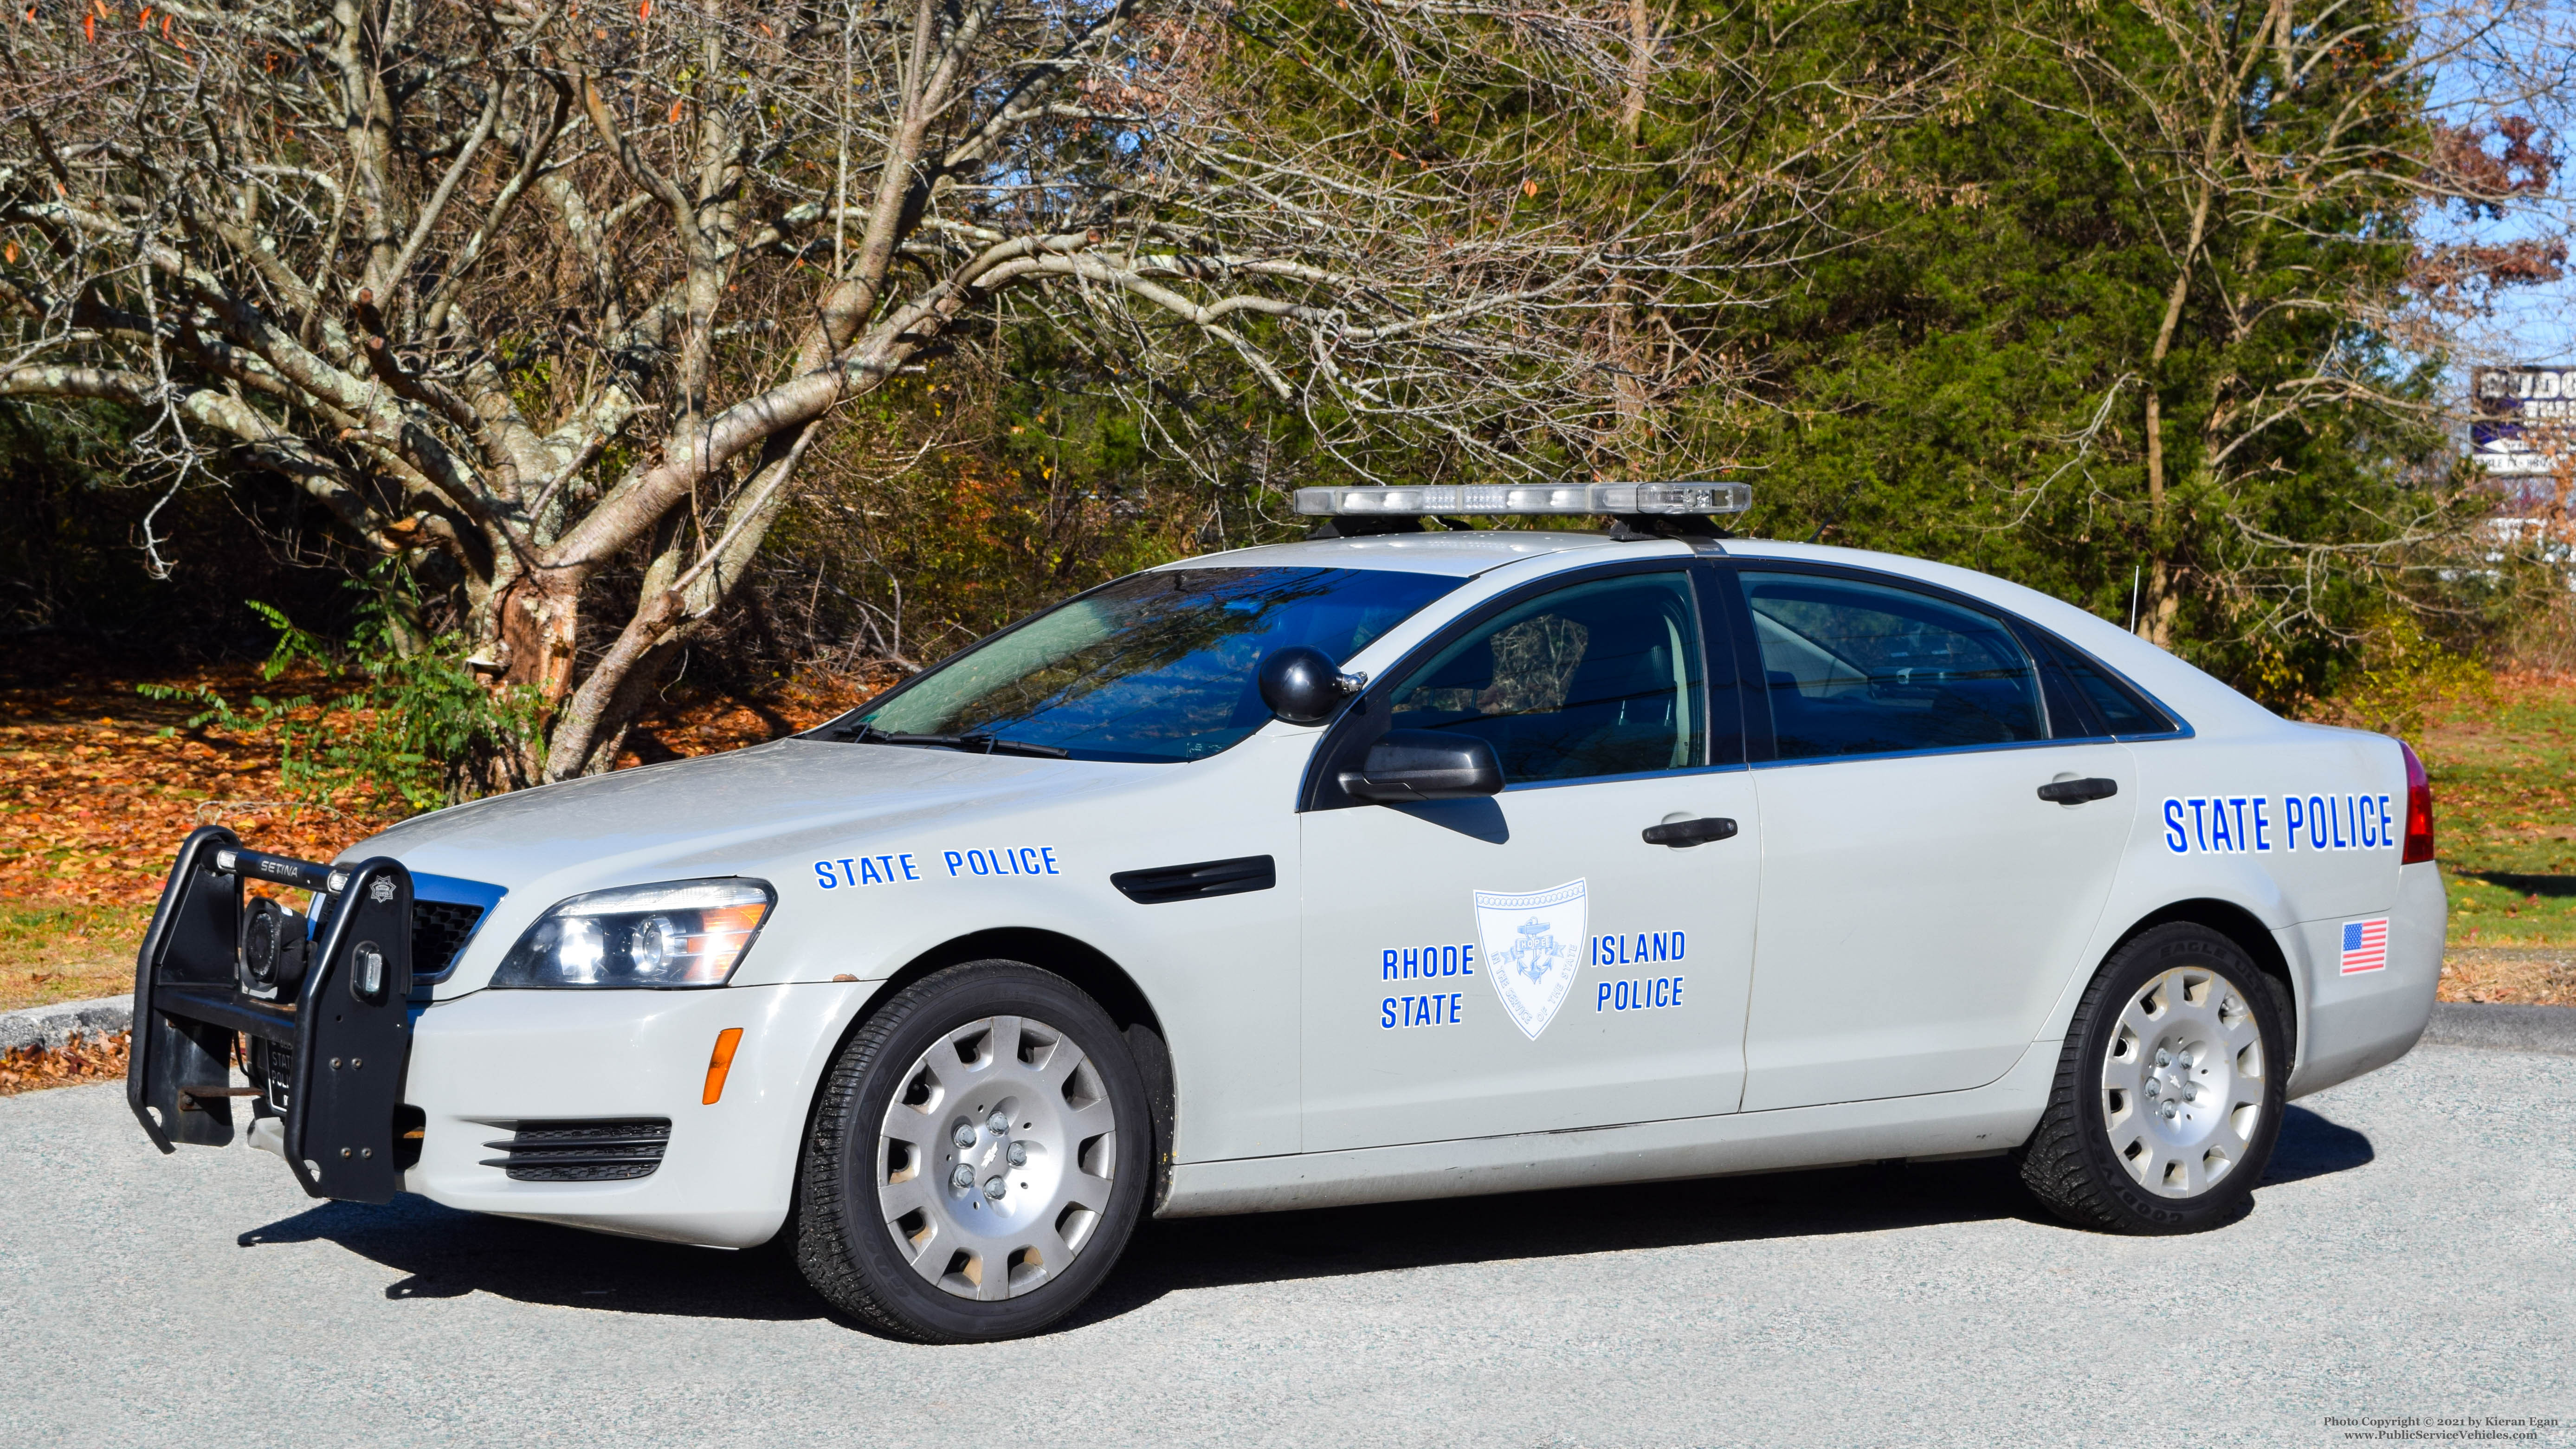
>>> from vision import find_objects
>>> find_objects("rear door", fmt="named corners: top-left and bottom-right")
top-left (1297, 563), bottom-right (1764, 1151)
top-left (1724, 565), bottom-right (2137, 1112)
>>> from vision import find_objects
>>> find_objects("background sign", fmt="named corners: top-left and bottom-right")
top-left (2471, 367), bottom-right (2576, 477)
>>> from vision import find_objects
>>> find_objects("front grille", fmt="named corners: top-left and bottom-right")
top-left (310, 892), bottom-right (489, 983)
top-left (409, 899), bottom-right (487, 979)
top-left (480, 1119), bottom-right (672, 1182)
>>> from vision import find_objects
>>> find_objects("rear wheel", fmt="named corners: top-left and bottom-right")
top-left (795, 961), bottom-right (1149, 1341)
top-left (2019, 923), bottom-right (2290, 1234)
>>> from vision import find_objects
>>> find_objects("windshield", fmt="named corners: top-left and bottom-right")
top-left (825, 567), bottom-right (1462, 763)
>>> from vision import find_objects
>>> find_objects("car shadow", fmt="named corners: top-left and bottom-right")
top-left (233, 1105), bottom-right (2376, 1332)
top-left (236, 1196), bottom-right (829, 1322)
top-left (2458, 868), bottom-right (2576, 899)
top-left (1070, 1155), bottom-right (2049, 1329)
top-left (2260, 1104), bottom-right (2376, 1186)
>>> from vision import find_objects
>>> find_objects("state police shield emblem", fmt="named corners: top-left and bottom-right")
top-left (1473, 879), bottom-right (1587, 1040)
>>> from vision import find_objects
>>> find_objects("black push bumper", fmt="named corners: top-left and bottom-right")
top-left (127, 825), bottom-right (420, 1203)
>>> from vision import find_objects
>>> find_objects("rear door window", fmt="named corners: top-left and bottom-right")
top-left (1738, 571), bottom-right (2047, 759)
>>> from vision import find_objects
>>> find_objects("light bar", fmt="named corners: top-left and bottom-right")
top-left (1292, 481), bottom-right (1751, 518)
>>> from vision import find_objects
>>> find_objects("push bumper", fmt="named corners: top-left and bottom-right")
top-left (127, 826), bottom-right (421, 1203)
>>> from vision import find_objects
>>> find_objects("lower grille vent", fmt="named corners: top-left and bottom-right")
top-left (480, 1119), bottom-right (671, 1182)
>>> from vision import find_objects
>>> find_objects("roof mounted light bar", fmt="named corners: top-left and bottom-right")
top-left (1293, 481), bottom-right (1751, 519)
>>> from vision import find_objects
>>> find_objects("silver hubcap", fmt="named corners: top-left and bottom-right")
top-left (876, 1015), bottom-right (1118, 1301)
top-left (2100, 965), bottom-right (2267, 1199)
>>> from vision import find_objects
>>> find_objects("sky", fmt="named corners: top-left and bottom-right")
top-left (2421, 0), bottom-right (2576, 371)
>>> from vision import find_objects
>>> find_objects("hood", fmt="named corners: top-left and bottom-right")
top-left (344, 738), bottom-right (1142, 898)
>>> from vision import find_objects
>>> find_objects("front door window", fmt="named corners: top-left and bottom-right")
top-left (1387, 572), bottom-right (1705, 781)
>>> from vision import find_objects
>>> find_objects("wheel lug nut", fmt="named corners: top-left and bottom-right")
top-left (986, 1110), bottom-right (1010, 1133)
top-left (2161, 1101), bottom-right (2178, 1119)
top-left (952, 1123), bottom-right (975, 1148)
top-left (984, 1175), bottom-right (1007, 1199)
top-left (950, 1165), bottom-right (974, 1189)
top-left (2155, 1049), bottom-right (2171, 1067)
top-left (1007, 1142), bottom-right (1028, 1167)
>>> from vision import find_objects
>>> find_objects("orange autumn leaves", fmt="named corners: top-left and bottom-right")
top-left (56, 0), bottom-right (186, 47)
top-left (0, 669), bottom-right (404, 910)
top-left (0, 665), bottom-right (884, 910)
top-left (0, 1032), bottom-right (128, 1096)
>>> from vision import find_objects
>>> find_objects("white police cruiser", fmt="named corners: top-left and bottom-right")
top-left (124, 482), bottom-right (2445, 1342)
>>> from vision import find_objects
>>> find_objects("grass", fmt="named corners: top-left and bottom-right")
top-left (2417, 673), bottom-right (2576, 947)
top-left (2414, 671), bottom-right (2576, 1005)
top-left (0, 898), bottom-right (150, 1011)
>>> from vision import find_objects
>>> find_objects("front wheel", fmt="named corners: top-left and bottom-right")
top-left (795, 961), bottom-right (1150, 1341)
top-left (2019, 923), bottom-right (2291, 1234)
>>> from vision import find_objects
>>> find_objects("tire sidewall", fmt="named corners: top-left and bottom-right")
top-left (808, 961), bottom-right (1152, 1341)
top-left (2064, 924), bottom-right (2293, 1232)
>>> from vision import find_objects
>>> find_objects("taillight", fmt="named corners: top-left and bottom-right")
top-left (2400, 741), bottom-right (2435, 864)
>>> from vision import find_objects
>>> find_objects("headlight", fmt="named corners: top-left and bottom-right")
top-left (491, 878), bottom-right (775, 989)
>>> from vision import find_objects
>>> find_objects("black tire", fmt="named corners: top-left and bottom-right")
top-left (795, 960), bottom-right (1151, 1342)
top-left (2018, 922), bottom-right (2292, 1234)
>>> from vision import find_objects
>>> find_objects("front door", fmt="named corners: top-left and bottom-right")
top-left (1298, 567), bottom-right (1763, 1152)
top-left (1728, 567), bottom-right (2137, 1112)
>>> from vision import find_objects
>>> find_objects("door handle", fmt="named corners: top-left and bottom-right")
top-left (1642, 816), bottom-right (1738, 847)
top-left (2037, 777), bottom-right (2119, 805)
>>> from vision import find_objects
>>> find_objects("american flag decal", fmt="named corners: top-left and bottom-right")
top-left (2340, 918), bottom-right (2390, 975)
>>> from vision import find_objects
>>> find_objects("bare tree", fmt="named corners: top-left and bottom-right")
top-left (0, 0), bottom-right (1947, 781)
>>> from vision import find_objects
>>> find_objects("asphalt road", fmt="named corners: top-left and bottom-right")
top-left (3, 1045), bottom-right (2570, 1448)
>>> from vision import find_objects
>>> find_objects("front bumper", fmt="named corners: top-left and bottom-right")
top-left (403, 983), bottom-right (858, 1248)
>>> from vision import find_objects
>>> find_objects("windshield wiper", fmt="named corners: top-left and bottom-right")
top-left (936, 732), bottom-right (1072, 759)
top-left (820, 722), bottom-right (1069, 759)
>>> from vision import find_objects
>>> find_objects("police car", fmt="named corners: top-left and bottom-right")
top-left (124, 482), bottom-right (2445, 1343)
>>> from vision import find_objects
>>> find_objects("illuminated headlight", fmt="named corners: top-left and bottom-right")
top-left (491, 878), bottom-right (775, 989)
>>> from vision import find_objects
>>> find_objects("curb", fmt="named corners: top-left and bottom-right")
top-left (0, 996), bottom-right (134, 1055)
top-left (2420, 1002), bottom-right (2576, 1059)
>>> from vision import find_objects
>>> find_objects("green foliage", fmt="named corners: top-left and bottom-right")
top-left (2322, 613), bottom-right (2497, 742)
top-left (1699, 0), bottom-right (2484, 701)
top-left (138, 574), bottom-right (544, 814)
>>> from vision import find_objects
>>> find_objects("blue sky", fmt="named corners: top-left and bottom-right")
top-left (2421, 2), bottom-right (2576, 370)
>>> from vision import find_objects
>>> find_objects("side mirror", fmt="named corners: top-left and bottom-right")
top-left (1339, 730), bottom-right (1504, 802)
top-left (1259, 646), bottom-right (1361, 725)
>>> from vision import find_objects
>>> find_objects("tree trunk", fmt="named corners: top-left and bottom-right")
top-left (492, 570), bottom-right (586, 783)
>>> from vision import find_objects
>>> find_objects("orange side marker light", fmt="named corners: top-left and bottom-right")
top-left (702, 1027), bottom-right (745, 1105)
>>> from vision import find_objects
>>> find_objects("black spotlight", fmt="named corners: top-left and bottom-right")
top-left (238, 896), bottom-right (313, 1000)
